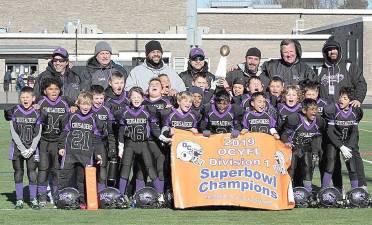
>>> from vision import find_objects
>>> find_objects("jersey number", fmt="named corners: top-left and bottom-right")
top-left (18, 124), bottom-right (33, 143)
top-left (71, 130), bottom-right (90, 151)
top-left (45, 115), bottom-right (62, 134)
top-left (125, 125), bottom-right (145, 141)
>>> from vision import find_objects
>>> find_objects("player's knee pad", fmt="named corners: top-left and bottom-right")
top-left (27, 170), bottom-right (37, 184)
top-left (156, 155), bottom-right (165, 180)
top-left (120, 166), bottom-right (131, 179)
top-left (98, 167), bottom-right (107, 183)
top-left (37, 170), bottom-right (48, 185)
top-left (147, 168), bottom-right (158, 181)
top-left (14, 169), bottom-right (24, 183)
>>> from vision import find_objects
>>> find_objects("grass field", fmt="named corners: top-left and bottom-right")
top-left (1, 111), bottom-right (372, 225)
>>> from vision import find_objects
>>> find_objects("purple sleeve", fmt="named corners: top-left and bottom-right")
top-left (270, 114), bottom-right (277, 128)
top-left (242, 112), bottom-right (249, 130)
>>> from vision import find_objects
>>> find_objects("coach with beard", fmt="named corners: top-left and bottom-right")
top-left (125, 40), bottom-right (186, 92)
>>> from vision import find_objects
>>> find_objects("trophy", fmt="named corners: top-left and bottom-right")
top-left (212, 45), bottom-right (230, 89)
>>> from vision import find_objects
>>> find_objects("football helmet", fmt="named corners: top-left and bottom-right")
top-left (56, 187), bottom-right (80, 210)
top-left (164, 189), bottom-right (174, 209)
top-left (99, 187), bottom-right (129, 209)
top-left (293, 187), bottom-right (311, 208)
top-left (133, 187), bottom-right (159, 208)
top-left (317, 187), bottom-right (342, 207)
top-left (347, 187), bottom-right (370, 208)
top-left (176, 140), bottom-right (204, 166)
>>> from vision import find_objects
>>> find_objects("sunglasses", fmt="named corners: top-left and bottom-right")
top-left (52, 58), bottom-right (67, 63)
top-left (191, 56), bottom-right (205, 61)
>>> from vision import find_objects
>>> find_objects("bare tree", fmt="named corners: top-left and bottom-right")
top-left (339, 0), bottom-right (368, 9)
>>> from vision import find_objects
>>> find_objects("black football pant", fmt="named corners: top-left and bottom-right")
top-left (324, 144), bottom-right (358, 182)
top-left (37, 140), bottom-right (60, 188)
top-left (135, 140), bottom-right (165, 182)
top-left (289, 151), bottom-right (313, 182)
top-left (59, 162), bottom-right (86, 203)
top-left (13, 156), bottom-right (38, 184)
top-left (120, 141), bottom-right (157, 181)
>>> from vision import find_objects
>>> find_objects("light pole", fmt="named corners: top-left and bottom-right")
top-left (75, 19), bottom-right (80, 63)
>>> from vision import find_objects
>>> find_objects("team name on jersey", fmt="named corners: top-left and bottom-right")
top-left (72, 122), bottom-right (93, 130)
top-left (335, 120), bottom-right (355, 126)
top-left (171, 121), bottom-right (193, 128)
top-left (248, 119), bottom-right (269, 125)
top-left (97, 114), bottom-right (108, 121)
top-left (16, 117), bottom-right (37, 123)
top-left (43, 107), bottom-right (66, 114)
top-left (298, 132), bottom-right (317, 138)
top-left (211, 120), bottom-right (232, 127)
top-left (152, 104), bottom-right (165, 110)
top-left (126, 118), bottom-right (147, 125)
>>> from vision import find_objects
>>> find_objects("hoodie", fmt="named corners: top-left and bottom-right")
top-left (259, 40), bottom-right (316, 88)
top-left (126, 59), bottom-right (186, 92)
top-left (317, 38), bottom-right (367, 103)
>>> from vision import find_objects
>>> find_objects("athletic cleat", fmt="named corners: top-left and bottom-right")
top-left (157, 194), bottom-right (165, 208)
top-left (30, 198), bottom-right (40, 209)
top-left (15, 200), bottom-right (24, 209)
top-left (38, 201), bottom-right (47, 208)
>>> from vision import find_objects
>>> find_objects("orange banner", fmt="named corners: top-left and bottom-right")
top-left (171, 129), bottom-right (295, 210)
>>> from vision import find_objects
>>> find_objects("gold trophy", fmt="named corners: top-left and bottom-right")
top-left (213, 45), bottom-right (230, 89)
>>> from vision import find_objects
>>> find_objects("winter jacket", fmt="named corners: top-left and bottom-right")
top-left (34, 60), bottom-right (86, 106)
top-left (260, 40), bottom-right (316, 87)
top-left (226, 62), bottom-right (260, 88)
top-left (77, 56), bottom-right (128, 90)
top-left (178, 61), bottom-right (216, 89)
top-left (126, 59), bottom-right (186, 92)
top-left (317, 39), bottom-right (367, 103)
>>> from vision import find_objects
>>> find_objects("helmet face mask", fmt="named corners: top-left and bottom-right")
top-left (56, 187), bottom-right (80, 210)
top-left (99, 187), bottom-right (129, 209)
top-left (347, 187), bottom-right (370, 208)
top-left (317, 187), bottom-right (342, 208)
top-left (133, 187), bottom-right (159, 208)
top-left (293, 187), bottom-right (311, 208)
top-left (164, 189), bottom-right (174, 209)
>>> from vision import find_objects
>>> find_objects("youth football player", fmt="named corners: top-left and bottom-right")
top-left (117, 87), bottom-right (166, 201)
top-left (37, 78), bottom-right (69, 207)
top-left (322, 87), bottom-right (365, 190)
top-left (8, 87), bottom-right (41, 209)
top-left (58, 91), bottom-right (103, 209)
top-left (241, 92), bottom-right (279, 139)
top-left (281, 98), bottom-right (325, 192)
top-left (200, 90), bottom-right (243, 138)
top-left (90, 85), bottom-right (116, 192)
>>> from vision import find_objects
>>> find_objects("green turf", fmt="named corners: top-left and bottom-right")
top-left (1, 110), bottom-right (372, 225)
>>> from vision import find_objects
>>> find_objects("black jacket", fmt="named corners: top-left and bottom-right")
top-left (317, 39), bottom-right (367, 103)
top-left (226, 62), bottom-right (259, 88)
top-left (76, 57), bottom-right (128, 90)
top-left (34, 60), bottom-right (86, 106)
top-left (178, 61), bottom-right (216, 89)
top-left (260, 40), bottom-right (316, 88)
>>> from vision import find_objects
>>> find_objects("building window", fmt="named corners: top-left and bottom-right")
top-left (174, 57), bottom-right (188, 73)
top-left (346, 39), bottom-right (350, 59)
